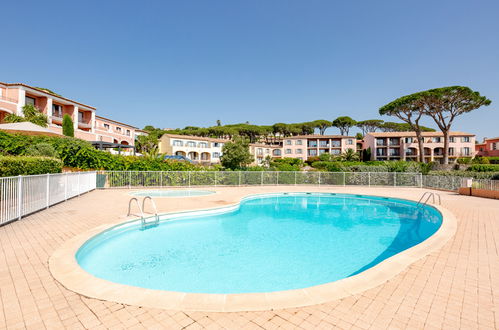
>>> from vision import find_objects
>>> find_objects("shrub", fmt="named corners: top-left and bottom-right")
top-left (428, 170), bottom-right (499, 179)
top-left (467, 164), bottom-right (499, 172)
top-left (0, 156), bottom-right (63, 177)
top-left (25, 143), bottom-right (59, 158)
top-left (486, 157), bottom-right (499, 164)
top-left (457, 157), bottom-right (472, 164)
top-left (62, 114), bottom-right (74, 137)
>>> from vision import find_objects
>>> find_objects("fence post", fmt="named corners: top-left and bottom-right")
top-left (160, 171), bottom-right (163, 188)
top-left (17, 175), bottom-right (22, 220)
top-left (343, 172), bottom-right (346, 186)
top-left (393, 172), bottom-right (396, 187)
top-left (64, 172), bottom-right (68, 200)
top-left (77, 172), bottom-right (81, 196)
top-left (276, 171), bottom-right (279, 185)
top-left (128, 171), bottom-right (132, 189)
top-left (238, 171), bottom-right (241, 186)
top-left (261, 171), bottom-right (263, 185)
top-left (419, 173), bottom-right (423, 188)
top-left (368, 172), bottom-right (371, 187)
top-left (46, 173), bottom-right (50, 209)
top-left (214, 171), bottom-right (217, 187)
top-left (188, 171), bottom-right (191, 187)
top-left (295, 171), bottom-right (297, 186)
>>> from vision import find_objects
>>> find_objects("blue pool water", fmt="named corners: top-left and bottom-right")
top-left (77, 193), bottom-right (442, 294)
top-left (130, 189), bottom-right (215, 197)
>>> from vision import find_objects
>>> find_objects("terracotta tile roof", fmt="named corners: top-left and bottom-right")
top-left (285, 135), bottom-right (356, 139)
top-left (367, 131), bottom-right (475, 137)
top-left (162, 133), bottom-right (229, 143)
top-left (0, 82), bottom-right (96, 110)
top-left (95, 115), bottom-right (138, 129)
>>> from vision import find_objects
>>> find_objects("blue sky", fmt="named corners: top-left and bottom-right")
top-left (2, 0), bottom-right (498, 139)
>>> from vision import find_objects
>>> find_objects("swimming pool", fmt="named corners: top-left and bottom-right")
top-left (130, 189), bottom-right (215, 197)
top-left (76, 193), bottom-right (442, 294)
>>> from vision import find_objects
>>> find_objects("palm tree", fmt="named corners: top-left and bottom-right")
top-left (341, 148), bottom-right (359, 161)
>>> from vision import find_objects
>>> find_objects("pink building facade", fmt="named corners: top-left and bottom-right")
top-left (476, 137), bottom-right (499, 157)
top-left (364, 131), bottom-right (476, 163)
top-left (280, 135), bottom-right (357, 160)
top-left (0, 82), bottom-right (139, 146)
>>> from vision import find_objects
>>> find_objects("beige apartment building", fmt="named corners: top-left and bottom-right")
top-left (158, 134), bottom-right (227, 164)
top-left (280, 135), bottom-right (357, 160)
top-left (364, 131), bottom-right (476, 162)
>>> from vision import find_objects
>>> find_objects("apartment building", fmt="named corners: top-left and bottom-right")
top-left (476, 137), bottom-right (499, 157)
top-left (158, 134), bottom-right (227, 164)
top-left (249, 143), bottom-right (284, 165)
top-left (279, 135), bottom-right (357, 160)
top-left (0, 82), bottom-right (139, 147)
top-left (94, 116), bottom-right (136, 146)
top-left (364, 131), bottom-right (476, 162)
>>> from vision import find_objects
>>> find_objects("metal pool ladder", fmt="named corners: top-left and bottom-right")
top-left (127, 196), bottom-right (159, 227)
top-left (417, 192), bottom-right (441, 206)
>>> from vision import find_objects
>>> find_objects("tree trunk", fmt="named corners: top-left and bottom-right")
top-left (442, 130), bottom-right (450, 164)
top-left (416, 131), bottom-right (425, 163)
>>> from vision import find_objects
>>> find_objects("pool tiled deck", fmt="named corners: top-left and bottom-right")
top-left (0, 186), bottom-right (498, 329)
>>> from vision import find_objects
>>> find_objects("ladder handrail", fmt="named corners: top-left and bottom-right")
top-left (417, 192), bottom-right (441, 206)
top-left (142, 196), bottom-right (158, 217)
top-left (127, 197), bottom-right (144, 218)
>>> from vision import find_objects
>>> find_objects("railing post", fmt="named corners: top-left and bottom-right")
top-left (276, 171), bottom-right (279, 185)
top-left (46, 173), bottom-right (50, 209)
top-left (295, 171), bottom-right (297, 186)
top-left (64, 172), bottom-right (68, 200)
top-left (368, 172), bottom-right (371, 187)
top-left (318, 171), bottom-right (321, 186)
top-left (77, 172), bottom-right (81, 196)
top-left (188, 171), bottom-right (191, 187)
top-left (343, 172), bottom-right (346, 186)
top-left (128, 171), bottom-right (132, 189)
top-left (419, 173), bottom-right (423, 188)
top-left (238, 171), bottom-right (241, 186)
top-left (160, 171), bottom-right (163, 187)
top-left (261, 171), bottom-right (263, 185)
top-left (214, 171), bottom-right (217, 187)
top-left (393, 172), bottom-right (396, 187)
top-left (17, 175), bottom-right (22, 220)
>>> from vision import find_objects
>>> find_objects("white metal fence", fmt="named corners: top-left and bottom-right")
top-left (0, 172), bottom-right (96, 226)
top-left (96, 171), bottom-right (425, 188)
top-left (472, 179), bottom-right (499, 191)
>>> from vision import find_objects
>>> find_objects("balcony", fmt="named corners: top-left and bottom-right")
top-left (0, 94), bottom-right (17, 103)
top-left (78, 121), bottom-right (92, 129)
top-left (51, 116), bottom-right (63, 125)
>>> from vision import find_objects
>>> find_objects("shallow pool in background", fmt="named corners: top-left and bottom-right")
top-left (130, 189), bottom-right (215, 197)
top-left (77, 193), bottom-right (442, 294)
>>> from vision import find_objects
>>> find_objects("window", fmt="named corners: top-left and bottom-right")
top-left (52, 104), bottom-right (62, 117)
top-left (449, 137), bottom-right (455, 143)
top-left (319, 140), bottom-right (329, 147)
top-left (432, 137), bottom-right (441, 143)
top-left (347, 139), bottom-right (353, 145)
top-left (462, 147), bottom-right (470, 156)
top-left (126, 130), bottom-right (130, 136)
top-left (78, 111), bottom-right (84, 122)
top-left (285, 149), bottom-right (292, 154)
top-left (186, 141), bottom-right (196, 147)
top-left (273, 149), bottom-right (282, 156)
top-left (212, 152), bottom-right (220, 158)
top-left (25, 96), bottom-right (36, 106)
top-left (462, 136), bottom-right (470, 143)
top-left (376, 148), bottom-right (387, 156)
top-left (295, 140), bottom-right (302, 145)
top-left (265, 149), bottom-right (270, 154)
top-left (331, 140), bottom-right (341, 147)
top-left (492, 143), bottom-right (497, 150)
top-left (103, 123), bottom-right (110, 130)
top-left (296, 149), bottom-right (303, 154)
top-left (285, 140), bottom-right (292, 145)
top-left (388, 148), bottom-right (400, 156)
top-left (376, 138), bottom-right (386, 146)
top-left (308, 141), bottom-right (317, 147)
top-left (331, 149), bottom-right (341, 155)
top-left (257, 148), bottom-right (263, 155)
top-left (199, 142), bottom-right (208, 148)
top-left (173, 140), bottom-right (183, 146)
top-left (448, 147), bottom-right (455, 156)
top-left (308, 149), bottom-right (317, 156)
top-left (405, 137), bottom-right (413, 143)
top-left (319, 149), bottom-right (328, 154)
top-left (116, 127), bottom-right (122, 132)
top-left (389, 138), bottom-right (400, 146)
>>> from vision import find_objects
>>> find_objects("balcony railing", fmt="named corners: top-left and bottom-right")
top-left (0, 94), bottom-right (18, 103)
top-left (78, 121), bottom-right (92, 129)
top-left (51, 116), bottom-right (63, 124)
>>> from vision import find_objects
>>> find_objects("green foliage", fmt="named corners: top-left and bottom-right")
top-left (34, 87), bottom-right (62, 97)
top-left (355, 133), bottom-right (363, 140)
top-left (220, 137), bottom-right (253, 169)
top-left (0, 156), bottom-right (62, 177)
top-left (62, 114), bottom-right (74, 137)
top-left (379, 122), bottom-right (435, 132)
top-left (332, 116), bottom-right (356, 135)
top-left (361, 147), bottom-right (372, 162)
top-left (428, 170), bottom-right (499, 179)
top-left (25, 143), bottom-right (59, 158)
top-left (341, 148), bottom-right (359, 161)
top-left (269, 158), bottom-right (303, 171)
top-left (457, 157), bottom-right (472, 164)
top-left (471, 156), bottom-right (490, 164)
top-left (310, 160), bottom-right (423, 173)
top-left (485, 157), bottom-right (499, 164)
top-left (4, 104), bottom-right (48, 127)
top-left (355, 119), bottom-right (384, 135)
top-left (467, 164), bottom-right (499, 172)
top-left (0, 131), bottom-right (206, 171)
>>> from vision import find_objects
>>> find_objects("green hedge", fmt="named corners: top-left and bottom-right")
top-left (486, 157), bottom-right (499, 164)
top-left (0, 131), bottom-right (206, 171)
top-left (467, 164), bottom-right (499, 172)
top-left (0, 156), bottom-right (63, 177)
top-left (428, 170), bottom-right (499, 179)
